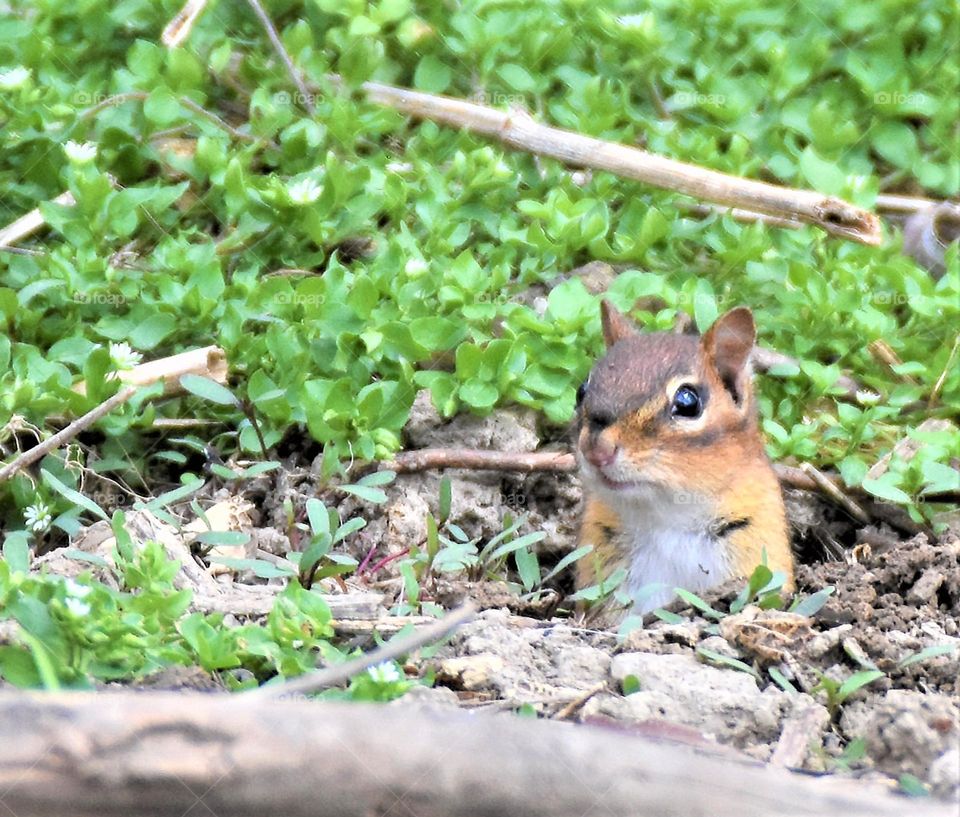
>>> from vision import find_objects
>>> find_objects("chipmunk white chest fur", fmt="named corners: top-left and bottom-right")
top-left (593, 481), bottom-right (734, 612)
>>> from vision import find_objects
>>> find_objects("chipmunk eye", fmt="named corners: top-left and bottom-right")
top-left (576, 381), bottom-right (587, 406)
top-left (671, 384), bottom-right (702, 419)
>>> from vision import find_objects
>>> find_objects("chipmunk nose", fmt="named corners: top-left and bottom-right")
top-left (582, 433), bottom-right (618, 469)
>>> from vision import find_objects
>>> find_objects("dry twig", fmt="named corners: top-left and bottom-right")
top-left (1, 691), bottom-right (952, 817)
top-left (799, 462), bottom-right (869, 524)
top-left (72, 345), bottom-right (228, 397)
top-left (247, 603), bottom-right (476, 699)
top-left (244, 0), bottom-right (315, 114)
top-left (0, 191), bottom-right (75, 249)
top-left (357, 81), bottom-right (881, 244)
top-left (0, 386), bottom-right (138, 484)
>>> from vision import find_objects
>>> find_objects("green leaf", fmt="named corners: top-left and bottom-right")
top-left (674, 587), bottom-right (724, 620)
top-left (837, 669), bottom-right (884, 701)
top-left (898, 774), bottom-right (929, 798)
top-left (897, 644), bottom-right (957, 668)
top-left (0, 646), bottom-right (42, 688)
top-left (206, 557), bottom-right (295, 578)
top-left (2, 534), bottom-right (30, 573)
top-left (498, 63), bottom-right (535, 92)
top-left (143, 86), bottom-right (181, 125)
top-left (413, 55), bottom-right (451, 93)
top-left (128, 313), bottom-right (176, 349)
top-left (191, 530), bottom-right (250, 547)
top-left (861, 476), bottom-right (911, 504)
top-left (41, 469), bottom-right (107, 521)
top-left (696, 646), bottom-right (760, 679)
top-left (340, 483), bottom-right (388, 504)
top-left (621, 674), bottom-right (641, 695)
top-left (459, 379), bottom-right (498, 409)
top-left (790, 587), bottom-right (835, 617)
top-left (515, 545), bottom-right (540, 591)
top-left (135, 478), bottom-right (206, 513)
top-left (179, 375), bottom-right (239, 407)
top-left (540, 544), bottom-right (592, 584)
top-left (438, 476), bottom-right (452, 522)
top-left (768, 666), bottom-right (797, 693)
top-left (798, 147), bottom-right (847, 195)
top-left (333, 517), bottom-right (365, 543)
top-left (357, 470), bottom-right (397, 488)
top-left (305, 498), bottom-right (331, 538)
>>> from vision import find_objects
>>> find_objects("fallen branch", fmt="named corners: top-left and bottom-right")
top-left (682, 202), bottom-right (803, 230)
top-left (0, 691), bottom-right (952, 817)
top-left (161, 0), bottom-right (208, 47)
top-left (248, 603), bottom-right (476, 699)
top-left (0, 386), bottom-right (138, 484)
top-left (72, 344), bottom-right (228, 397)
top-left (244, 0), bottom-right (315, 114)
top-left (384, 449), bottom-right (960, 507)
top-left (875, 192), bottom-right (947, 215)
top-left (799, 462), bottom-right (869, 524)
top-left (386, 448), bottom-right (576, 474)
top-left (0, 190), bottom-right (75, 248)
top-left (356, 81), bottom-right (881, 245)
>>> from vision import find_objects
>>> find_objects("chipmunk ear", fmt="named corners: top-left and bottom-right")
top-left (701, 307), bottom-right (755, 407)
top-left (600, 300), bottom-right (637, 347)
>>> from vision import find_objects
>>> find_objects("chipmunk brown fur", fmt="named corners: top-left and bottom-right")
top-left (575, 301), bottom-right (793, 624)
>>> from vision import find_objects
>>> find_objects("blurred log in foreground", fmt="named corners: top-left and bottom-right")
top-left (0, 691), bottom-right (952, 817)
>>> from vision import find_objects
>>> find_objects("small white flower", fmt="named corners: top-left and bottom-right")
top-left (24, 501), bottom-right (52, 533)
top-left (856, 390), bottom-right (881, 405)
top-left (287, 178), bottom-right (322, 205)
top-left (367, 661), bottom-right (402, 684)
top-left (404, 258), bottom-right (429, 277)
top-left (0, 66), bottom-right (30, 90)
top-left (64, 578), bottom-right (93, 599)
top-left (64, 140), bottom-right (97, 164)
top-left (109, 341), bottom-right (142, 370)
top-left (64, 597), bottom-right (92, 617)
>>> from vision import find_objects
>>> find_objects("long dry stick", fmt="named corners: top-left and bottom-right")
top-left (357, 81), bottom-right (881, 245)
top-left (383, 449), bottom-right (960, 507)
top-left (248, 602), bottom-right (475, 699)
top-left (4, 691), bottom-right (952, 817)
top-left (244, 0), bottom-right (315, 115)
top-left (0, 191), bottom-right (75, 248)
top-left (0, 386), bottom-right (138, 484)
top-left (799, 462), bottom-right (869, 524)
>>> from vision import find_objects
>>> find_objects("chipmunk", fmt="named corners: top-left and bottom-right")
top-left (575, 301), bottom-right (793, 625)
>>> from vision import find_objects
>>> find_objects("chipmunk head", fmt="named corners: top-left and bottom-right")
top-left (576, 300), bottom-right (759, 501)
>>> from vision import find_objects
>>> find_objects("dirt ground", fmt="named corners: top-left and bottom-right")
top-left (17, 391), bottom-right (960, 805)
top-left (233, 394), bottom-right (960, 802)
